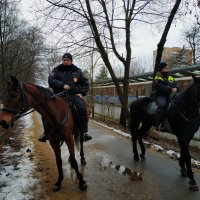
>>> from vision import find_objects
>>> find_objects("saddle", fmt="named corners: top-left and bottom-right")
top-left (146, 93), bottom-right (177, 116)
top-left (60, 94), bottom-right (84, 135)
top-left (146, 102), bottom-right (172, 133)
top-left (146, 95), bottom-right (177, 133)
top-left (146, 101), bottom-right (157, 115)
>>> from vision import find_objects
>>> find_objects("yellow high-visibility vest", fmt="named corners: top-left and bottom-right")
top-left (154, 75), bottom-right (174, 83)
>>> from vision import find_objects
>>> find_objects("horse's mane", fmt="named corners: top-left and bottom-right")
top-left (175, 81), bottom-right (197, 115)
top-left (27, 83), bottom-right (54, 99)
top-left (177, 82), bottom-right (194, 102)
top-left (37, 85), bottom-right (54, 98)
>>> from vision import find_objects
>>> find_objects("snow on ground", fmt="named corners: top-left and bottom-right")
top-left (0, 117), bottom-right (39, 200)
top-left (0, 146), bottom-right (37, 200)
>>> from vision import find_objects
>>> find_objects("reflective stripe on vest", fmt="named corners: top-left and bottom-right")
top-left (154, 75), bottom-right (174, 82)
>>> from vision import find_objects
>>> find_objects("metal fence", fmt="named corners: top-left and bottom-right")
top-left (92, 97), bottom-right (200, 140)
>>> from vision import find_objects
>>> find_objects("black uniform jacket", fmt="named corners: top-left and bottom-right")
top-left (48, 64), bottom-right (89, 96)
top-left (153, 72), bottom-right (177, 97)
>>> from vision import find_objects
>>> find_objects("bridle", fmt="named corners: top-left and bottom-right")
top-left (1, 82), bottom-right (68, 120)
top-left (1, 83), bottom-right (33, 120)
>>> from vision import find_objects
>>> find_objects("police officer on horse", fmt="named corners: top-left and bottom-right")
top-left (153, 61), bottom-right (178, 132)
top-left (38, 52), bottom-right (92, 142)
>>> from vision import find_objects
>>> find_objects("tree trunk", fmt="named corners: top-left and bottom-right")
top-left (154, 0), bottom-right (182, 75)
top-left (120, 105), bottom-right (129, 127)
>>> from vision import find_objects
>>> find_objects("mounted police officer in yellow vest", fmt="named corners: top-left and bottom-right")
top-left (153, 62), bottom-right (178, 132)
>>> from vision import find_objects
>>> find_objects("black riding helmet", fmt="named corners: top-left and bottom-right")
top-left (157, 62), bottom-right (168, 71)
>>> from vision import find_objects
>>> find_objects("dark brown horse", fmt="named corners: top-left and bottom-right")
top-left (129, 75), bottom-right (200, 191)
top-left (0, 76), bottom-right (87, 191)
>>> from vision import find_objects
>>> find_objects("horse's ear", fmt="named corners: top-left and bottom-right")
top-left (10, 76), bottom-right (20, 87)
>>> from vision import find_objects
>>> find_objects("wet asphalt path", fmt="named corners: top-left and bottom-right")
top-left (51, 120), bottom-right (200, 200)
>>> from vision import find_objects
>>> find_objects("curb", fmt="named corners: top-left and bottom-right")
top-left (155, 131), bottom-right (200, 150)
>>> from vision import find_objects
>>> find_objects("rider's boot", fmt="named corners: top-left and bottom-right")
top-left (82, 116), bottom-right (92, 142)
top-left (155, 111), bottom-right (166, 132)
top-left (38, 118), bottom-right (49, 142)
top-left (84, 133), bottom-right (92, 141)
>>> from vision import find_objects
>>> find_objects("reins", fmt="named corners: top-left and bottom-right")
top-left (172, 103), bottom-right (191, 122)
top-left (1, 83), bottom-right (68, 119)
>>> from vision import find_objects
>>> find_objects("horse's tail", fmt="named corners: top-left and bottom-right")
top-left (129, 97), bottom-right (152, 133)
top-left (73, 127), bottom-right (80, 150)
top-left (69, 104), bottom-right (81, 150)
top-left (129, 99), bottom-right (140, 135)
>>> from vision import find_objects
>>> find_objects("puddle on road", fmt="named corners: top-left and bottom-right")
top-left (99, 156), bottom-right (143, 181)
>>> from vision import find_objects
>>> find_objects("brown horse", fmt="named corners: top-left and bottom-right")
top-left (0, 76), bottom-right (87, 192)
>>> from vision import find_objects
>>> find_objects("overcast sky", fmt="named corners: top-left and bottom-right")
top-left (19, 0), bottom-right (197, 69)
top-left (132, 23), bottom-right (183, 59)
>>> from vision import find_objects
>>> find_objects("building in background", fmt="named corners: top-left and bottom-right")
top-left (153, 47), bottom-right (192, 67)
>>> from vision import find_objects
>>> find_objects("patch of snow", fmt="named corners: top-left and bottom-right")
top-left (0, 146), bottom-right (38, 200)
top-left (191, 158), bottom-right (200, 166)
top-left (166, 150), bottom-right (180, 159)
top-left (93, 120), bottom-right (131, 138)
top-left (0, 117), bottom-right (39, 200)
top-left (151, 144), bottom-right (164, 152)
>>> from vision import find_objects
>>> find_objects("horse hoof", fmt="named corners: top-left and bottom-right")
top-left (79, 182), bottom-right (87, 191)
top-left (140, 154), bottom-right (145, 159)
top-left (189, 184), bottom-right (199, 191)
top-left (180, 168), bottom-right (187, 177)
top-left (134, 156), bottom-right (139, 161)
top-left (81, 158), bottom-right (86, 165)
top-left (52, 185), bottom-right (61, 192)
top-left (189, 181), bottom-right (199, 191)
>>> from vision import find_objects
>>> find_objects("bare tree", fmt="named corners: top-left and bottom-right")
top-left (0, 0), bottom-right (45, 97)
top-left (182, 24), bottom-right (200, 64)
top-left (81, 49), bottom-right (102, 118)
top-left (35, 0), bottom-right (198, 126)
top-left (154, 0), bottom-right (182, 73)
top-left (154, 0), bottom-right (200, 72)
top-left (130, 56), bottom-right (153, 76)
top-left (36, 0), bottom-right (157, 126)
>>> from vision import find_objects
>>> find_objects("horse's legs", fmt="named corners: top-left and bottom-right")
top-left (80, 133), bottom-right (86, 165)
top-left (179, 152), bottom-right (187, 177)
top-left (178, 139), bottom-right (199, 191)
top-left (138, 121), bottom-right (152, 159)
top-left (130, 119), bottom-right (140, 161)
top-left (49, 140), bottom-right (63, 192)
top-left (68, 153), bottom-right (87, 190)
top-left (132, 135), bottom-right (139, 161)
top-left (65, 137), bottom-right (87, 191)
top-left (137, 129), bottom-right (145, 159)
